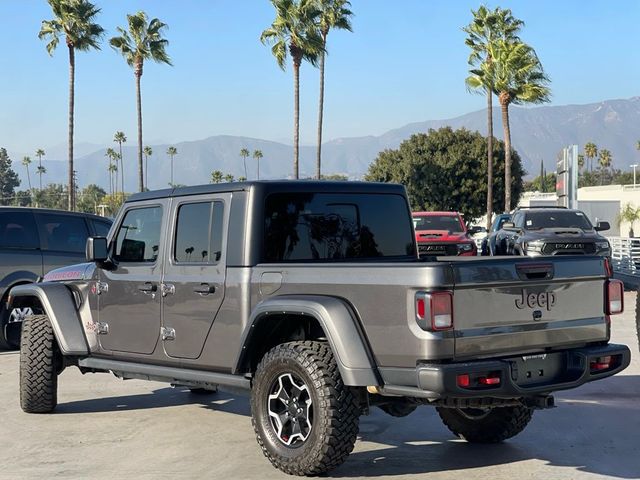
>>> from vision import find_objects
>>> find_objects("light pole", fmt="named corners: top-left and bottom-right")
top-left (631, 164), bottom-right (638, 188)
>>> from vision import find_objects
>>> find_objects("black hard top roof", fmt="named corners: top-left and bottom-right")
top-left (126, 180), bottom-right (407, 203)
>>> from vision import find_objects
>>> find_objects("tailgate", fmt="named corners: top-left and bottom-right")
top-left (450, 256), bottom-right (609, 359)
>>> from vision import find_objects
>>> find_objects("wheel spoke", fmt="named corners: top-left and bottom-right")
top-left (267, 372), bottom-right (313, 447)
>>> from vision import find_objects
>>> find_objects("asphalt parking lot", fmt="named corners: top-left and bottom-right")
top-left (1, 293), bottom-right (639, 480)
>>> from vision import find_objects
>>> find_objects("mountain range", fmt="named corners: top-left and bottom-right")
top-left (13, 96), bottom-right (640, 191)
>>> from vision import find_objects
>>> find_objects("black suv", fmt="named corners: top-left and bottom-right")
top-left (0, 207), bottom-right (112, 349)
top-left (492, 207), bottom-right (611, 257)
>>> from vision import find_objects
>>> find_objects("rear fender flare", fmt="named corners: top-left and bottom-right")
top-left (236, 295), bottom-right (380, 386)
top-left (8, 283), bottom-right (88, 355)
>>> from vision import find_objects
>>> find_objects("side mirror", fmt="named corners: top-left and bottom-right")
top-left (86, 237), bottom-right (108, 262)
top-left (595, 221), bottom-right (610, 232)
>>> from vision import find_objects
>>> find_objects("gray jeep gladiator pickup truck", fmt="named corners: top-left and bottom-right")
top-left (10, 181), bottom-right (631, 476)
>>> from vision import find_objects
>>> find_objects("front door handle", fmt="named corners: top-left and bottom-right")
top-left (193, 283), bottom-right (216, 295)
top-left (138, 282), bottom-right (157, 293)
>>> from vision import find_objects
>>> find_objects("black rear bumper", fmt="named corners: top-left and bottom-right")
top-left (379, 343), bottom-right (631, 399)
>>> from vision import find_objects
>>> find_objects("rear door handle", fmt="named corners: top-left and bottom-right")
top-left (138, 283), bottom-right (157, 293)
top-left (193, 283), bottom-right (216, 295)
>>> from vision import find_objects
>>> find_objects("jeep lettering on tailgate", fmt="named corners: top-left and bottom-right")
top-left (515, 289), bottom-right (556, 311)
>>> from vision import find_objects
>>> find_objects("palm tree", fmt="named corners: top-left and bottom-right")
top-left (211, 170), bottom-right (223, 184)
top-left (39, 0), bottom-right (104, 210)
top-left (464, 6), bottom-right (523, 223)
top-left (240, 148), bottom-right (250, 179)
top-left (487, 40), bottom-right (550, 210)
top-left (22, 156), bottom-right (33, 194)
top-left (599, 149), bottom-right (612, 184)
top-left (36, 166), bottom-right (47, 192)
top-left (110, 12), bottom-right (172, 193)
top-left (224, 174), bottom-right (235, 183)
top-left (253, 149), bottom-right (264, 179)
top-left (166, 146), bottom-right (177, 186)
top-left (104, 148), bottom-right (118, 194)
top-left (35, 148), bottom-right (46, 190)
top-left (261, 0), bottom-right (323, 179)
top-left (315, 0), bottom-right (353, 180)
top-left (584, 142), bottom-right (598, 172)
top-left (143, 146), bottom-right (152, 190)
top-left (113, 131), bottom-right (127, 193)
top-left (108, 162), bottom-right (118, 196)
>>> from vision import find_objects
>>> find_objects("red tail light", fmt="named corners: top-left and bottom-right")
top-left (604, 257), bottom-right (613, 278)
top-left (590, 356), bottom-right (612, 371)
top-left (415, 291), bottom-right (453, 331)
top-left (605, 279), bottom-right (624, 315)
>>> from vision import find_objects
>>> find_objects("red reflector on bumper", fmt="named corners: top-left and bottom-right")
top-left (456, 374), bottom-right (470, 387)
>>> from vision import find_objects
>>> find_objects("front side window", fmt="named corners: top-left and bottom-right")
top-left (0, 211), bottom-right (39, 249)
top-left (263, 193), bottom-right (416, 262)
top-left (114, 207), bottom-right (162, 263)
top-left (37, 214), bottom-right (89, 253)
top-left (174, 201), bottom-right (224, 263)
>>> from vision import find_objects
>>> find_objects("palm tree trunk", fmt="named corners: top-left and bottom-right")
top-left (243, 156), bottom-right (247, 179)
top-left (68, 45), bottom-right (75, 211)
top-left (26, 167), bottom-right (32, 192)
top-left (293, 59), bottom-right (300, 179)
top-left (500, 97), bottom-right (512, 212)
top-left (316, 34), bottom-right (327, 180)
top-left (257, 158), bottom-right (260, 180)
top-left (135, 62), bottom-right (144, 193)
top-left (145, 154), bottom-right (148, 191)
top-left (170, 155), bottom-right (174, 186)
top-left (119, 142), bottom-right (124, 195)
top-left (486, 88), bottom-right (494, 229)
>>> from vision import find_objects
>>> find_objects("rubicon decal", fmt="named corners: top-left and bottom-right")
top-left (515, 290), bottom-right (556, 311)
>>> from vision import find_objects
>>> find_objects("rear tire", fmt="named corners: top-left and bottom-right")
top-left (20, 315), bottom-right (59, 413)
top-left (251, 341), bottom-right (360, 476)
top-left (436, 405), bottom-right (533, 443)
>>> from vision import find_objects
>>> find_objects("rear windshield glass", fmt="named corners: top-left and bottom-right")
top-left (524, 210), bottom-right (593, 230)
top-left (263, 193), bottom-right (416, 262)
top-left (413, 215), bottom-right (464, 233)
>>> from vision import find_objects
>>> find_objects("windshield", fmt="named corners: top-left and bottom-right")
top-left (524, 210), bottom-right (593, 230)
top-left (413, 215), bottom-right (464, 233)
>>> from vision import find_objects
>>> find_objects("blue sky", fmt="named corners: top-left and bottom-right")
top-left (1, 0), bottom-right (638, 155)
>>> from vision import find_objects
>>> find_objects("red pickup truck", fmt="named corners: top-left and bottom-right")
top-left (413, 211), bottom-right (478, 256)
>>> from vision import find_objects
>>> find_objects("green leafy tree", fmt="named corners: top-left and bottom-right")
top-left (524, 172), bottom-right (556, 192)
top-left (253, 149), bottom-right (264, 179)
top-left (237, 176), bottom-right (247, 182)
top-left (240, 148), bottom-right (250, 179)
top-left (33, 183), bottom-right (67, 210)
top-left (110, 12), bottom-right (172, 193)
top-left (0, 148), bottom-right (21, 206)
top-left (321, 173), bottom-right (348, 180)
top-left (315, 0), bottom-right (352, 179)
top-left (617, 203), bottom-right (640, 237)
top-left (584, 142), bottom-right (598, 172)
top-left (577, 154), bottom-right (585, 172)
top-left (77, 183), bottom-right (106, 213)
top-left (113, 131), bottom-right (127, 193)
top-left (35, 148), bottom-right (46, 190)
top-left (482, 39), bottom-right (550, 210)
top-left (22, 156), bottom-right (33, 193)
top-left (143, 146), bottom-right (152, 190)
top-left (211, 170), bottom-right (223, 184)
top-left (365, 127), bottom-right (524, 218)
top-left (598, 149), bottom-right (612, 184)
top-left (39, 0), bottom-right (104, 210)
top-left (464, 5), bottom-right (523, 228)
top-left (166, 146), bottom-right (177, 186)
top-left (13, 190), bottom-right (33, 207)
top-left (261, 0), bottom-right (323, 179)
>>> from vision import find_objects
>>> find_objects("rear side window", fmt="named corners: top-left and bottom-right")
top-left (174, 201), bottom-right (224, 263)
top-left (263, 193), bottom-right (416, 262)
top-left (114, 207), bottom-right (162, 263)
top-left (0, 211), bottom-right (39, 249)
top-left (36, 213), bottom-right (89, 253)
top-left (91, 219), bottom-right (112, 237)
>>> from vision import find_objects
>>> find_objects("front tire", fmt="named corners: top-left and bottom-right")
top-left (436, 405), bottom-right (533, 443)
top-left (20, 315), bottom-right (59, 413)
top-left (251, 341), bottom-right (360, 476)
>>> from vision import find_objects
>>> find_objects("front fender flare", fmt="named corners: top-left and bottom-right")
top-left (237, 295), bottom-right (380, 387)
top-left (9, 283), bottom-right (88, 356)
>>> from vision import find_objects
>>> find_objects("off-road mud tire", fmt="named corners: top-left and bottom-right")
top-left (251, 341), bottom-right (360, 476)
top-left (19, 315), bottom-right (59, 413)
